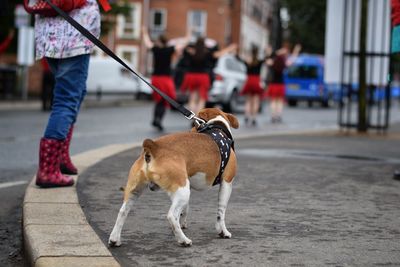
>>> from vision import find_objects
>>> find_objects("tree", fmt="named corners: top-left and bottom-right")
top-left (281, 0), bottom-right (326, 54)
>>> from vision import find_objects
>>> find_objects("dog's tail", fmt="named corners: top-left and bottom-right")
top-left (142, 139), bottom-right (157, 163)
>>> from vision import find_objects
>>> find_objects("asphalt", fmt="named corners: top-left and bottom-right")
top-left (22, 119), bottom-right (400, 266)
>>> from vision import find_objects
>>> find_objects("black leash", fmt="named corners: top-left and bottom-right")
top-left (44, 0), bottom-right (204, 124)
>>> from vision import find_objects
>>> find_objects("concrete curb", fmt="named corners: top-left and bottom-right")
top-left (23, 142), bottom-right (140, 267)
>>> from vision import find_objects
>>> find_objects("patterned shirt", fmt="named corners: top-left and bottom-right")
top-left (34, 0), bottom-right (101, 60)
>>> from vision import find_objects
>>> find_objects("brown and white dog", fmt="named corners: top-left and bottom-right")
top-left (108, 108), bottom-right (239, 247)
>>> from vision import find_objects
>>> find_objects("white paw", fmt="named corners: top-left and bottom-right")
top-left (108, 235), bottom-right (121, 247)
top-left (178, 237), bottom-right (192, 247)
top-left (218, 230), bottom-right (232, 239)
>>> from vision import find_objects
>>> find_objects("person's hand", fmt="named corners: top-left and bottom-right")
top-left (293, 43), bottom-right (302, 54)
top-left (141, 26), bottom-right (148, 35)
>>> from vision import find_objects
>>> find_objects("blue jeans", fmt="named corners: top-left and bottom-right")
top-left (44, 54), bottom-right (90, 140)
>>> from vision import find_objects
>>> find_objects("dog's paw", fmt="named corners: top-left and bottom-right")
top-left (178, 238), bottom-right (192, 247)
top-left (218, 231), bottom-right (232, 239)
top-left (108, 239), bottom-right (121, 247)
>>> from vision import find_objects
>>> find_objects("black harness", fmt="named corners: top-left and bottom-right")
top-left (197, 122), bottom-right (235, 186)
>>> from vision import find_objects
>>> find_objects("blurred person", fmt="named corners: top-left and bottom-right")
top-left (41, 58), bottom-right (54, 111)
top-left (181, 37), bottom-right (237, 116)
top-left (32, 0), bottom-right (101, 187)
top-left (236, 45), bottom-right (270, 126)
top-left (0, 29), bottom-right (14, 55)
top-left (266, 42), bottom-right (301, 123)
top-left (142, 27), bottom-right (190, 131)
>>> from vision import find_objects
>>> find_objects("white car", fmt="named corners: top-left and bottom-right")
top-left (86, 57), bottom-right (151, 99)
top-left (208, 54), bottom-right (247, 113)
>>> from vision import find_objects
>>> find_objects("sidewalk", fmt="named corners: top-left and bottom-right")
top-left (0, 97), bottom-right (148, 111)
top-left (22, 122), bottom-right (400, 266)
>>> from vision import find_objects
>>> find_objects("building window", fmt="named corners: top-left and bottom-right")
top-left (150, 8), bottom-right (167, 38)
top-left (116, 45), bottom-right (139, 70)
top-left (187, 10), bottom-right (207, 37)
top-left (117, 3), bottom-right (141, 39)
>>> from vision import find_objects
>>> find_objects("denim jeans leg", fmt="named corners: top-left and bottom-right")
top-left (44, 54), bottom-right (90, 140)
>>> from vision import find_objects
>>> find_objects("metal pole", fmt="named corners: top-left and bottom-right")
top-left (358, 0), bottom-right (368, 132)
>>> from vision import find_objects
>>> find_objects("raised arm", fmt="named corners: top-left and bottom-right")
top-left (175, 27), bottom-right (192, 53)
top-left (212, 43), bottom-right (238, 58)
top-left (142, 26), bottom-right (154, 49)
top-left (286, 43), bottom-right (302, 66)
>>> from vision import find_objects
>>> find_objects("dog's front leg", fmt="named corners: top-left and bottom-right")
top-left (216, 180), bottom-right (232, 238)
top-left (167, 181), bottom-right (192, 246)
top-left (109, 182), bottom-right (146, 247)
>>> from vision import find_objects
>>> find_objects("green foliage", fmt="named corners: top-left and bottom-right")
top-left (100, 1), bottom-right (131, 35)
top-left (281, 0), bottom-right (327, 54)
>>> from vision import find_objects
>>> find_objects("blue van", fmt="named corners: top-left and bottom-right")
top-left (284, 54), bottom-right (330, 107)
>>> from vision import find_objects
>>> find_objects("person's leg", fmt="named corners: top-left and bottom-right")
top-left (244, 95), bottom-right (251, 125)
top-left (45, 55), bottom-right (90, 139)
top-left (152, 100), bottom-right (166, 131)
top-left (188, 90), bottom-right (197, 114)
top-left (251, 94), bottom-right (260, 126)
top-left (36, 55), bottom-right (89, 187)
top-left (270, 98), bottom-right (277, 122)
top-left (59, 55), bottom-right (89, 175)
top-left (275, 98), bottom-right (284, 122)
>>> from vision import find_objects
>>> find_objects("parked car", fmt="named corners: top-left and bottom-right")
top-left (87, 57), bottom-right (152, 100)
top-left (207, 54), bottom-right (247, 113)
top-left (284, 54), bottom-right (331, 107)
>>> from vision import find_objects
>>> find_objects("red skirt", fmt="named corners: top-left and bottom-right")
top-left (241, 75), bottom-right (264, 96)
top-left (266, 83), bottom-right (285, 99)
top-left (151, 75), bottom-right (176, 107)
top-left (180, 72), bottom-right (210, 100)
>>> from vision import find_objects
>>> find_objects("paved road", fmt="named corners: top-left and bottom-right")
top-left (78, 128), bottom-right (400, 266)
top-left (1, 99), bottom-right (400, 266)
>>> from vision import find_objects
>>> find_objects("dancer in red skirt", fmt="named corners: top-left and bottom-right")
top-left (237, 46), bottom-right (269, 126)
top-left (266, 42), bottom-right (301, 123)
top-left (143, 27), bottom-right (190, 131)
top-left (181, 37), bottom-right (237, 115)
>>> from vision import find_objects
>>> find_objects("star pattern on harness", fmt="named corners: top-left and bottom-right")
top-left (198, 123), bottom-right (234, 186)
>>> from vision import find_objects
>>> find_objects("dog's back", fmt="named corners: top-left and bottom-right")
top-left (141, 132), bottom-right (232, 191)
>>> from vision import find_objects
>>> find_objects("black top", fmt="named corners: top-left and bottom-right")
top-left (270, 54), bottom-right (286, 83)
top-left (236, 55), bottom-right (266, 75)
top-left (186, 48), bottom-right (213, 73)
top-left (151, 46), bottom-right (175, 75)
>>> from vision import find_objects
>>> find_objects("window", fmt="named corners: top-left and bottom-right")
top-left (150, 9), bottom-right (167, 37)
top-left (187, 10), bottom-right (207, 37)
top-left (116, 3), bottom-right (141, 39)
top-left (116, 45), bottom-right (139, 70)
top-left (287, 65), bottom-right (319, 79)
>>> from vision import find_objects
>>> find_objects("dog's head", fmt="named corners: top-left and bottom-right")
top-left (197, 108), bottom-right (239, 131)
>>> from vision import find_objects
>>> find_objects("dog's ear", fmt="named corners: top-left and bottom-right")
top-left (197, 109), bottom-right (210, 122)
top-left (226, 113), bottom-right (239, 129)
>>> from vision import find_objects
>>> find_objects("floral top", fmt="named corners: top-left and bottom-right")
top-left (34, 0), bottom-right (101, 60)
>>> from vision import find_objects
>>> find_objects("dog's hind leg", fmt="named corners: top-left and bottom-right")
top-left (215, 179), bottom-right (233, 238)
top-left (180, 203), bottom-right (189, 229)
top-left (109, 165), bottom-right (146, 247)
top-left (167, 180), bottom-right (192, 246)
